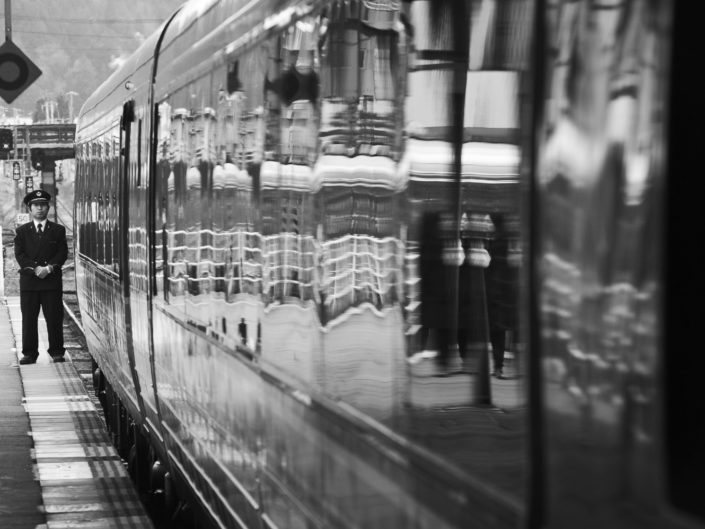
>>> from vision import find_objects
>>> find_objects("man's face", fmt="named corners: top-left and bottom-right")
top-left (29, 201), bottom-right (49, 221)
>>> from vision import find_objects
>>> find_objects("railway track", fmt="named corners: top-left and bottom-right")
top-left (61, 287), bottom-right (105, 422)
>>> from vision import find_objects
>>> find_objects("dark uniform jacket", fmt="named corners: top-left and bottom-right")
top-left (14, 221), bottom-right (68, 291)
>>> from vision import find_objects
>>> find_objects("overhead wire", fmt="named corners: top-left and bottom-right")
top-left (14, 29), bottom-right (145, 39)
top-left (10, 15), bottom-right (165, 24)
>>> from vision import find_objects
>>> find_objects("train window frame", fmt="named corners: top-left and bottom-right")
top-left (663, 0), bottom-right (704, 521)
top-left (227, 60), bottom-right (242, 94)
top-left (119, 100), bottom-right (135, 287)
top-left (112, 128), bottom-right (122, 274)
top-left (136, 118), bottom-right (143, 189)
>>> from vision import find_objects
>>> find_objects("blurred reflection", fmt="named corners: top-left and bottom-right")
top-left (257, 18), bottom-right (322, 385)
top-left (212, 84), bottom-right (262, 352)
top-left (183, 110), bottom-right (204, 299)
top-left (397, 0), bottom-right (527, 497)
top-left (316, 2), bottom-right (404, 323)
top-left (261, 20), bottom-right (318, 307)
top-left (536, 0), bottom-right (672, 523)
top-left (165, 106), bottom-right (189, 306)
top-left (314, 3), bottom-right (407, 419)
top-left (152, 0), bottom-right (531, 501)
top-left (487, 213), bottom-right (521, 379)
top-left (403, 0), bottom-right (523, 382)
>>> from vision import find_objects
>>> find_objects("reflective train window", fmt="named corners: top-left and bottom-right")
top-left (111, 130), bottom-right (121, 273)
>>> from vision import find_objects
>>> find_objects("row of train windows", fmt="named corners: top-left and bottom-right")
top-left (75, 150), bottom-right (122, 270)
top-left (73, 1), bottom-right (529, 272)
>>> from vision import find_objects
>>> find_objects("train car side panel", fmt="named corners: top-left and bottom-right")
top-left (75, 114), bottom-right (140, 419)
top-left (531, 0), bottom-right (700, 527)
top-left (147, 1), bottom-right (530, 528)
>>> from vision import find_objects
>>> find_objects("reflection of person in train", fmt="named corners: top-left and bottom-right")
top-left (486, 213), bottom-right (520, 379)
top-left (419, 211), bottom-right (455, 369)
top-left (458, 212), bottom-right (494, 371)
top-left (419, 211), bottom-right (495, 372)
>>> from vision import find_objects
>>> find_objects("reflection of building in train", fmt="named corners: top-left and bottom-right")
top-left (183, 107), bottom-right (217, 308)
top-left (314, 177), bottom-right (405, 323)
top-left (401, 0), bottom-right (524, 358)
top-left (161, 97), bottom-right (264, 348)
top-left (259, 18), bottom-right (319, 309)
top-left (207, 82), bottom-right (265, 349)
top-left (307, 2), bottom-right (408, 421)
top-left (211, 160), bottom-right (261, 350)
top-left (260, 162), bottom-right (317, 306)
top-left (316, 3), bottom-right (405, 325)
top-left (213, 163), bottom-right (259, 298)
top-left (164, 106), bottom-right (189, 306)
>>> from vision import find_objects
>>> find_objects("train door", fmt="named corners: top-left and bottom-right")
top-left (120, 99), bottom-right (160, 440)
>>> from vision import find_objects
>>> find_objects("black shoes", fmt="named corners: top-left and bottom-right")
top-left (19, 355), bottom-right (38, 365)
top-left (50, 355), bottom-right (66, 363)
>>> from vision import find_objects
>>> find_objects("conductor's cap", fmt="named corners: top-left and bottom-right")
top-left (24, 189), bottom-right (51, 206)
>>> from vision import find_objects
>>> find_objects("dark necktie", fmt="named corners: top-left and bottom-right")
top-left (37, 224), bottom-right (43, 236)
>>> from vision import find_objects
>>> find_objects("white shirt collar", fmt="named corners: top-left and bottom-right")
top-left (35, 220), bottom-right (47, 230)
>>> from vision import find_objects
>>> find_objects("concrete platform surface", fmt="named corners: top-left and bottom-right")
top-left (1, 297), bottom-right (154, 529)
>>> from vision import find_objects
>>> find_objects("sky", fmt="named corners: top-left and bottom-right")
top-left (1, 0), bottom-right (186, 118)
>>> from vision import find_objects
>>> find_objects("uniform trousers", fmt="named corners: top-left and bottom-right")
top-left (20, 289), bottom-right (65, 358)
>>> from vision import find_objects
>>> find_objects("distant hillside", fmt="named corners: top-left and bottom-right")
top-left (5, 0), bottom-right (186, 116)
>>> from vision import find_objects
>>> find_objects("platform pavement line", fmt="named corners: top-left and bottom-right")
top-left (5, 298), bottom-right (155, 529)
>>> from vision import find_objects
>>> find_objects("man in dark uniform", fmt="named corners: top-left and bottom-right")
top-left (14, 189), bottom-right (68, 364)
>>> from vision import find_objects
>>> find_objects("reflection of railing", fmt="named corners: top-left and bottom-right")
top-left (319, 234), bottom-right (403, 319)
top-left (163, 229), bottom-right (405, 319)
top-left (262, 233), bottom-right (317, 302)
top-left (166, 229), bottom-right (264, 298)
top-left (403, 249), bottom-right (420, 312)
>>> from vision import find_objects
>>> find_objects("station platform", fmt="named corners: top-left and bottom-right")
top-left (0, 297), bottom-right (154, 529)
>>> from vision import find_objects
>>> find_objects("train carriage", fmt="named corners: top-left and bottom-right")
top-left (74, 1), bottom-right (703, 528)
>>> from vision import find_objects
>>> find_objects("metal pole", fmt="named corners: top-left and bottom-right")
top-left (66, 91), bottom-right (78, 122)
top-left (53, 162), bottom-right (57, 222)
top-left (473, 266), bottom-right (493, 406)
top-left (24, 126), bottom-right (30, 169)
top-left (442, 1), bottom-right (470, 372)
top-left (4, 0), bottom-right (11, 41)
top-left (0, 222), bottom-right (4, 297)
top-left (13, 125), bottom-right (20, 211)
